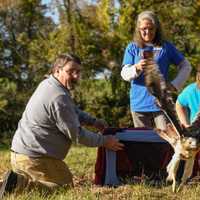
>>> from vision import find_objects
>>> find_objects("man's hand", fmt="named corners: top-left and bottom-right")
top-left (94, 119), bottom-right (108, 132)
top-left (103, 136), bottom-right (124, 151)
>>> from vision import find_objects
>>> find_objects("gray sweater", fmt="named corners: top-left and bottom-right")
top-left (11, 75), bottom-right (106, 160)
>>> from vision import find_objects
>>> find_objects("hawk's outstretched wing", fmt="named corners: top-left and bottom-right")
top-left (143, 62), bottom-right (185, 137)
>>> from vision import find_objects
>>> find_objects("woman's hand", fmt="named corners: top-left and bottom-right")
top-left (135, 59), bottom-right (155, 72)
top-left (135, 59), bottom-right (147, 71)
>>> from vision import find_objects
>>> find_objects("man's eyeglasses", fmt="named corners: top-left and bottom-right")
top-left (64, 69), bottom-right (81, 76)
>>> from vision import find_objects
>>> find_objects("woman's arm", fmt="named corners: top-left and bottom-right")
top-left (175, 101), bottom-right (190, 127)
top-left (171, 59), bottom-right (192, 91)
top-left (121, 64), bottom-right (141, 81)
top-left (121, 59), bottom-right (149, 81)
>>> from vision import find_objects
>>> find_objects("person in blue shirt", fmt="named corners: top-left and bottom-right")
top-left (121, 10), bottom-right (191, 130)
top-left (176, 66), bottom-right (200, 127)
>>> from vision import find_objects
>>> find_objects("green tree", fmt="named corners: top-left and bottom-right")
top-left (0, 0), bottom-right (55, 132)
top-left (1, 0), bottom-right (200, 132)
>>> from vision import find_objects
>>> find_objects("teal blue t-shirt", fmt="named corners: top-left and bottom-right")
top-left (177, 83), bottom-right (200, 123)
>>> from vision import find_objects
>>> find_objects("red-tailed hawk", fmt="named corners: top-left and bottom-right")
top-left (144, 54), bottom-right (200, 192)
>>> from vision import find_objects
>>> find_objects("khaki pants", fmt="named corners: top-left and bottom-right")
top-left (10, 152), bottom-right (73, 192)
top-left (131, 111), bottom-right (167, 130)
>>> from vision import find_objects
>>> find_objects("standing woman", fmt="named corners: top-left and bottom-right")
top-left (121, 10), bottom-right (191, 130)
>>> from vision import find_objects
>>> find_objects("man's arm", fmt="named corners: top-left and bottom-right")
top-left (78, 128), bottom-right (124, 151)
top-left (52, 95), bottom-right (123, 150)
top-left (51, 95), bottom-right (81, 143)
top-left (75, 107), bottom-right (108, 131)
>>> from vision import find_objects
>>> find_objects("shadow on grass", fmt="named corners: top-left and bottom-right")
top-left (0, 131), bottom-right (12, 151)
top-left (0, 142), bottom-right (10, 151)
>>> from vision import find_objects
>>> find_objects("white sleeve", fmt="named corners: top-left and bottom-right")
top-left (171, 58), bottom-right (192, 91)
top-left (120, 64), bottom-right (142, 81)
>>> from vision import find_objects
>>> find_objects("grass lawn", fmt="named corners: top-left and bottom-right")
top-left (0, 144), bottom-right (200, 200)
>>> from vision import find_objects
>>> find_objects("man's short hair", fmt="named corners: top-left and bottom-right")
top-left (51, 54), bottom-right (81, 74)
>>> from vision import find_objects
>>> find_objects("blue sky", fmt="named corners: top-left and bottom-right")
top-left (41, 0), bottom-right (119, 24)
top-left (41, 0), bottom-right (97, 24)
top-left (42, 0), bottom-right (59, 23)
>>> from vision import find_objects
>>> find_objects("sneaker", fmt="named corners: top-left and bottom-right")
top-left (0, 170), bottom-right (18, 199)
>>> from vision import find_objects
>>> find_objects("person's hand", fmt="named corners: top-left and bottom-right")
top-left (135, 59), bottom-right (155, 72)
top-left (103, 135), bottom-right (124, 151)
top-left (135, 59), bottom-right (147, 72)
top-left (94, 119), bottom-right (108, 132)
top-left (181, 123), bottom-right (190, 129)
